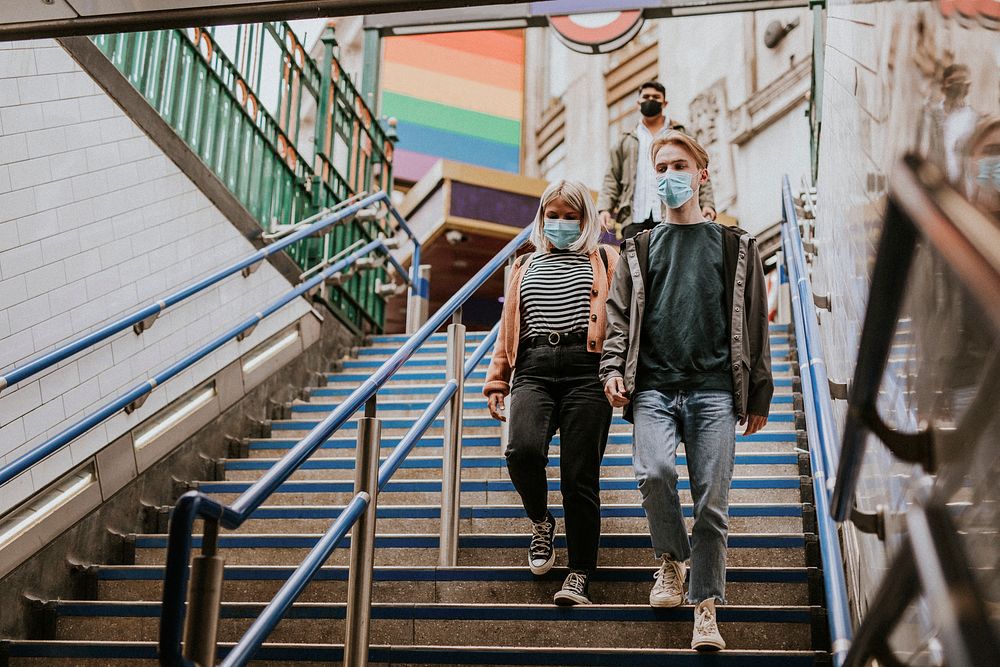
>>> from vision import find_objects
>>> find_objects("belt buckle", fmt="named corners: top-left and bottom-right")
top-left (546, 332), bottom-right (561, 346)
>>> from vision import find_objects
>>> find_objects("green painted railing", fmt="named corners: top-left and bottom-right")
top-left (91, 22), bottom-right (395, 331)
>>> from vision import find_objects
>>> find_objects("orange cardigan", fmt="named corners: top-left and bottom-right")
top-left (484, 246), bottom-right (620, 397)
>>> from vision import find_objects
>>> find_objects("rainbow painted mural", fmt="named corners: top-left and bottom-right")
top-left (381, 30), bottom-right (524, 183)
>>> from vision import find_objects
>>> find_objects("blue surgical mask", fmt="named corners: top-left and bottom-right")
top-left (976, 156), bottom-right (1000, 191)
top-left (657, 170), bottom-right (696, 208)
top-left (543, 219), bottom-right (582, 250)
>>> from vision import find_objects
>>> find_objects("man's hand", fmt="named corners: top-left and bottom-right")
top-left (740, 414), bottom-right (767, 436)
top-left (487, 392), bottom-right (507, 422)
top-left (598, 210), bottom-right (614, 233)
top-left (702, 206), bottom-right (717, 221)
top-left (604, 377), bottom-right (630, 407)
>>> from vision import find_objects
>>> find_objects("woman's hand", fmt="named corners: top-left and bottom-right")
top-left (604, 377), bottom-right (630, 407)
top-left (487, 392), bottom-right (507, 422)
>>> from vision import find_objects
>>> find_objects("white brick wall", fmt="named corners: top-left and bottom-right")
top-left (0, 40), bottom-right (312, 497)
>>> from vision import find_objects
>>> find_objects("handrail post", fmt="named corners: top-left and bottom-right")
top-left (406, 264), bottom-right (431, 335)
top-left (439, 310), bottom-right (466, 566)
top-left (183, 518), bottom-right (225, 667)
top-left (343, 396), bottom-right (381, 667)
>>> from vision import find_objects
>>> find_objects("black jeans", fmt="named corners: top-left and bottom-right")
top-left (505, 342), bottom-right (612, 571)
top-left (620, 215), bottom-right (658, 245)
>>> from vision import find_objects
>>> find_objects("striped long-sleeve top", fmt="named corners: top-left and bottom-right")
top-left (518, 251), bottom-right (594, 339)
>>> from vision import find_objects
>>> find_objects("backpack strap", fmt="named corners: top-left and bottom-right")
top-left (634, 231), bottom-right (651, 290)
top-left (599, 246), bottom-right (609, 272)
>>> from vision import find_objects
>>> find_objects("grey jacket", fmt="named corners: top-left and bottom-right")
top-left (599, 224), bottom-right (773, 421)
top-left (597, 121), bottom-right (716, 226)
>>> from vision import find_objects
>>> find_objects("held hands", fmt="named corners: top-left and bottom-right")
top-left (740, 414), bottom-right (767, 436)
top-left (604, 377), bottom-right (630, 407)
top-left (487, 392), bottom-right (507, 422)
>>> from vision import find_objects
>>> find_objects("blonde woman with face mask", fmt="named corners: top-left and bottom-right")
top-left (484, 180), bottom-right (619, 605)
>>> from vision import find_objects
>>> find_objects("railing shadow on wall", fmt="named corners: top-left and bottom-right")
top-left (825, 155), bottom-right (1000, 666)
top-left (90, 22), bottom-right (397, 331)
top-left (0, 190), bottom-right (422, 503)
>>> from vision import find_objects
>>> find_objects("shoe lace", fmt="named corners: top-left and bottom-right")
top-left (563, 571), bottom-right (587, 595)
top-left (653, 560), bottom-right (682, 592)
top-left (529, 517), bottom-right (553, 558)
top-left (695, 605), bottom-right (718, 634)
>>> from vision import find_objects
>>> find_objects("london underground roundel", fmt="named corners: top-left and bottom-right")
top-left (550, 11), bottom-right (645, 54)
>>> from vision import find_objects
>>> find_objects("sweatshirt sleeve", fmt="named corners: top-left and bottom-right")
top-left (600, 246), bottom-right (633, 385)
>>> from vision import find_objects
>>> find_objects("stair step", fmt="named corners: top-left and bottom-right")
top-left (308, 384), bottom-right (796, 398)
top-left (247, 434), bottom-right (796, 458)
top-left (368, 324), bottom-right (789, 346)
top-left (355, 339), bottom-right (792, 357)
top-left (301, 395), bottom-right (796, 408)
top-left (288, 403), bottom-right (799, 422)
top-left (350, 346), bottom-right (792, 364)
top-left (267, 416), bottom-right (799, 433)
top-left (221, 452), bottom-right (803, 481)
top-left (196, 475), bottom-right (806, 505)
top-left (93, 565), bottom-right (817, 606)
top-left (47, 601), bottom-right (820, 650)
top-left (0, 640), bottom-right (831, 665)
top-left (227, 502), bottom-right (804, 534)
top-left (131, 532), bottom-right (814, 568)
top-left (326, 365), bottom-right (794, 384)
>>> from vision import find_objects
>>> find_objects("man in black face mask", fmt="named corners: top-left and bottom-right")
top-left (598, 81), bottom-right (716, 241)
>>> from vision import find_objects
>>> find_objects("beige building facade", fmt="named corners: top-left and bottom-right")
top-left (522, 8), bottom-right (814, 236)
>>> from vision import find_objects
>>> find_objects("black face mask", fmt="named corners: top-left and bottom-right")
top-left (640, 100), bottom-right (663, 117)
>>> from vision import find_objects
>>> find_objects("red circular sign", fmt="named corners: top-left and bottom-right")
top-left (550, 11), bottom-right (644, 54)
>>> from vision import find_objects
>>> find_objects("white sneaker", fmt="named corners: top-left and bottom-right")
top-left (649, 557), bottom-right (686, 607)
top-left (691, 598), bottom-right (726, 651)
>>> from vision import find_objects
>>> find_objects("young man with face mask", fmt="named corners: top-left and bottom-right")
top-left (597, 81), bottom-right (716, 241)
top-left (600, 131), bottom-right (773, 651)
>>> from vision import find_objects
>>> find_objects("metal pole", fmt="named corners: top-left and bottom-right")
top-left (405, 265), bottom-right (431, 335)
top-left (343, 397), bottom-right (381, 667)
top-left (183, 519), bottom-right (225, 667)
top-left (439, 312), bottom-right (466, 566)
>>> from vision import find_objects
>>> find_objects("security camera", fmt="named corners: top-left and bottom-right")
top-left (445, 230), bottom-right (468, 245)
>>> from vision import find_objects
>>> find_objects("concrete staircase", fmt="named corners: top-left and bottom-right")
top-left (1, 323), bottom-right (833, 665)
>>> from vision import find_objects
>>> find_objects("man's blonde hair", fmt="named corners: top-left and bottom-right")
top-left (650, 130), bottom-right (710, 171)
top-left (529, 179), bottom-right (602, 254)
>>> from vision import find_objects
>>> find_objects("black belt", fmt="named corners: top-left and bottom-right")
top-left (521, 331), bottom-right (588, 349)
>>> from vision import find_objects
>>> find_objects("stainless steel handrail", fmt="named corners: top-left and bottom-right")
top-left (158, 228), bottom-right (529, 666)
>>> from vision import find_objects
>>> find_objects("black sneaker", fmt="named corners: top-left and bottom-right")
top-left (528, 511), bottom-right (556, 575)
top-left (553, 570), bottom-right (591, 606)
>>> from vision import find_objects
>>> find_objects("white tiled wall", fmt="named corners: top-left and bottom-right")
top-left (813, 0), bottom-right (999, 628)
top-left (0, 39), bottom-right (312, 498)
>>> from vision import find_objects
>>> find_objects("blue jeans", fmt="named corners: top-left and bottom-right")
top-left (632, 389), bottom-right (737, 603)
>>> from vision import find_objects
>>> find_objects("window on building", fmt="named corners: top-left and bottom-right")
top-left (604, 25), bottom-right (658, 146)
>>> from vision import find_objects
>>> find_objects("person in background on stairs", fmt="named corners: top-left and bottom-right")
top-left (599, 131), bottom-right (774, 651)
top-left (484, 179), bottom-right (620, 606)
top-left (597, 80), bottom-right (717, 243)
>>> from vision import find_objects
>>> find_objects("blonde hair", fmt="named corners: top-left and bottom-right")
top-left (650, 130), bottom-right (710, 170)
top-left (529, 179), bottom-right (602, 254)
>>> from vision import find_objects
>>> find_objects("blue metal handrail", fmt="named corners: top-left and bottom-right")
top-left (217, 320), bottom-right (504, 665)
top-left (158, 228), bottom-right (530, 666)
top-left (0, 238), bottom-right (400, 489)
top-left (781, 175), bottom-right (852, 666)
top-left (0, 191), bottom-right (420, 394)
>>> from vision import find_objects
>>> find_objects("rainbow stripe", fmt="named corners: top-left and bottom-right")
top-left (381, 30), bottom-right (524, 181)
